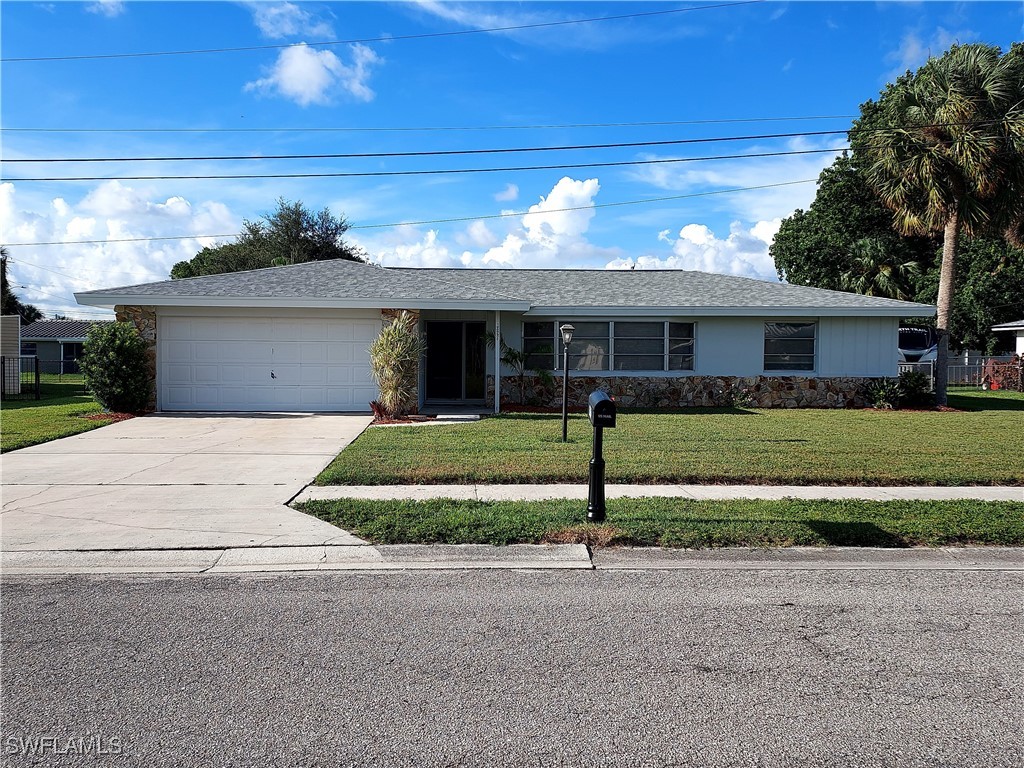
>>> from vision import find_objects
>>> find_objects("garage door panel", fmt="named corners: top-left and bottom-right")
top-left (160, 313), bottom-right (380, 412)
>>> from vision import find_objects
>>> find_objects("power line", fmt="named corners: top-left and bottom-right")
top-left (14, 283), bottom-right (114, 314)
top-left (1, 115), bottom-right (859, 134)
top-left (2, 2), bottom-right (762, 63)
top-left (2, 178), bottom-right (817, 248)
top-left (5, 129), bottom-right (856, 164)
top-left (2, 146), bottom-right (844, 183)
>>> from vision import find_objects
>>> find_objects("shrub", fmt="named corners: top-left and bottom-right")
top-left (369, 311), bottom-right (426, 418)
top-left (80, 322), bottom-right (152, 413)
top-left (898, 370), bottom-right (935, 408)
top-left (867, 378), bottom-right (901, 410)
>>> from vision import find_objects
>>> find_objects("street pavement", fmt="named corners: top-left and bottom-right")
top-left (2, 568), bottom-right (1022, 767)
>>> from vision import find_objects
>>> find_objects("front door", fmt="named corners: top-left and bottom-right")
top-left (425, 321), bottom-right (486, 401)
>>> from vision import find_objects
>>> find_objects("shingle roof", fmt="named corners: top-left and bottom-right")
top-left (20, 319), bottom-right (112, 340)
top-left (992, 319), bottom-right (1024, 330)
top-left (75, 258), bottom-right (936, 315)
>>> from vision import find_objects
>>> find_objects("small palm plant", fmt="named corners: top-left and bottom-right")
top-left (368, 311), bottom-right (426, 418)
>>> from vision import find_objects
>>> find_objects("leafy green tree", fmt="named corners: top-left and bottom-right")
top-left (171, 199), bottom-right (364, 279)
top-left (840, 237), bottom-right (922, 300)
top-left (1, 247), bottom-right (45, 324)
top-left (80, 322), bottom-right (152, 413)
top-left (857, 43), bottom-right (1024, 404)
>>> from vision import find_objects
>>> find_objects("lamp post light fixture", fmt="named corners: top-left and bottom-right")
top-left (560, 324), bottom-right (575, 442)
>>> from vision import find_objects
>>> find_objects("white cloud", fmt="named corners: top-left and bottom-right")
top-left (607, 219), bottom-right (781, 282)
top-left (245, 43), bottom-right (380, 106)
top-left (357, 177), bottom-right (620, 269)
top-left (0, 182), bottom-right (240, 318)
top-left (885, 27), bottom-right (977, 82)
top-left (248, 2), bottom-right (334, 39)
top-left (86, 0), bottom-right (124, 18)
top-left (494, 183), bottom-right (519, 202)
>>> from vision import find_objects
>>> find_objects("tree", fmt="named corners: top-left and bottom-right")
top-left (171, 199), bottom-right (364, 279)
top-left (857, 43), bottom-right (1024, 404)
top-left (1, 247), bottom-right (44, 324)
top-left (840, 237), bottom-right (922, 301)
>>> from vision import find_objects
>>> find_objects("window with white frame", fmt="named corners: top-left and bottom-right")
top-left (763, 322), bottom-right (816, 371)
top-left (523, 320), bottom-right (695, 372)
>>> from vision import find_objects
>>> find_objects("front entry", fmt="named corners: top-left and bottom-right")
top-left (425, 321), bottom-right (486, 402)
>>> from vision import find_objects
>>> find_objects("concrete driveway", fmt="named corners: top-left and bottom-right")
top-left (0, 413), bottom-right (371, 551)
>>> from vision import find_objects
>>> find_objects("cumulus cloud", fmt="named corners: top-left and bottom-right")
top-left (245, 43), bottom-right (380, 106)
top-left (0, 182), bottom-right (240, 318)
top-left (357, 177), bottom-right (620, 269)
top-left (249, 2), bottom-right (334, 39)
top-left (607, 219), bottom-right (781, 281)
top-left (494, 183), bottom-right (519, 202)
top-left (86, 0), bottom-right (124, 17)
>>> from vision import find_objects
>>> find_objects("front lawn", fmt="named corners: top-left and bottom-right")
top-left (317, 389), bottom-right (1024, 486)
top-left (0, 379), bottom-right (114, 452)
top-left (298, 498), bottom-right (1024, 548)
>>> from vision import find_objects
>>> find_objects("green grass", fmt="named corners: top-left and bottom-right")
top-left (298, 497), bottom-right (1024, 548)
top-left (317, 389), bottom-right (1024, 487)
top-left (0, 379), bottom-right (113, 453)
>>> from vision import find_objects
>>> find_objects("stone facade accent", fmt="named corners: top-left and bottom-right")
top-left (489, 374), bottom-right (886, 409)
top-left (114, 305), bottom-right (157, 409)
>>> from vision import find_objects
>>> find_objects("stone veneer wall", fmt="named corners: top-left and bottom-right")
top-left (113, 304), bottom-right (158, 409)
top-left (489, 373), bottom-right (886, 409)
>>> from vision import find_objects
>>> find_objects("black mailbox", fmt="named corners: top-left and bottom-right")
top-left (588, 390), bottom-right (616, 429)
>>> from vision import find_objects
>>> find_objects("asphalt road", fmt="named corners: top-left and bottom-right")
top-left (2, 569), bottom-right (1022, 768)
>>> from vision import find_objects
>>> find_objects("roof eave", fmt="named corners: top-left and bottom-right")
top-left (522, 305), bottom-right (937, 318)
top-left (74, 293), bottom-right (532, 312)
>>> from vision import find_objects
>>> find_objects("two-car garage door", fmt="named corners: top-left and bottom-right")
top-left (159, 311), bottom-right (381, 412)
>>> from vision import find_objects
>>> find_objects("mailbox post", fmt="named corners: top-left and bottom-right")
top-left (586, 390), bottom-right (616, 522)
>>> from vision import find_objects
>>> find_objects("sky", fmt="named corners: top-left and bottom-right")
top-left (1, 0), bottom-right (1021, 319)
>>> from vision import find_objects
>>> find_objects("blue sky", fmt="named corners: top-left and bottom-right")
top-left (1, 0), bottom-right (1020, 318)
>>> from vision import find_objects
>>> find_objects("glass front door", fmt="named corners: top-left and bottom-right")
top-left (425, 321), bottom-right (486, 401)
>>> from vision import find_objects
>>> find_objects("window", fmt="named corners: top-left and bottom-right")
top-left (764, 322), bottom-right (815, 371)
top-left (523, 321), bottom-right (555, 370)
top-left (529, 320), bottom-right (696, 372)
top-left (20, 342), bottom-right (37, 356)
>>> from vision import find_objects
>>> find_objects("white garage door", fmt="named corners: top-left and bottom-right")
top-left (159, 312), bottom-right (381, 412)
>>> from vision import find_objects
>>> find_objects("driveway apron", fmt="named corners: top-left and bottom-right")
top-left (0, 413), bottom-right (371, 551)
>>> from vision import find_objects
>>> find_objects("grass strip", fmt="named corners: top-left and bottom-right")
top-left (297, 498), bottom-right (1024, 548)
top-left (0, 380), bottom-right (112, 453)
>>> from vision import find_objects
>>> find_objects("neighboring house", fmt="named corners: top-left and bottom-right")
top-left (992, 319), bottom-right (1024, 356)
top-left (75, 260), bottom-right (935, 413)
top-left (1, 315), bottom-right (22, 395)
top-left (19, 319), bottom-right (112, 375)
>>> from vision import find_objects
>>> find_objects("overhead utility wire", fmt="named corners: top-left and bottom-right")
top-left (2, 2), bottom-right (762, 63)
top-left (4, 129), bottom-right (860, 164)
top-left (2, 147), bottom-right (847, 182)
top-left (2, 115), bottom-right (858, 134)
top-left (2, 178), bottom-right (816, 248)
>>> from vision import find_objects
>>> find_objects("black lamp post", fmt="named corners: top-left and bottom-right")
top-left (560, 324), bottom-right (574, 442)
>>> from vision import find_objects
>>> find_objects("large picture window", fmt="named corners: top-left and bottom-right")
top-left (523, 320), bottom-right (695, 372)
top-left (764, 322), bottom-right (816, 371)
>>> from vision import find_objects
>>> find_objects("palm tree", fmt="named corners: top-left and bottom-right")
top-left (861, 43), bottom-right (1024, 404)
top-left (841, 238), bottom-right (922, 300)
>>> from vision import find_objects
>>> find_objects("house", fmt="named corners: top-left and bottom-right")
top-left (19, 319), bottom-right (112, 375)
top-left (75, 259), bottom-right (935, 413)
top-left (991, 319), bottom-right (1024, 356)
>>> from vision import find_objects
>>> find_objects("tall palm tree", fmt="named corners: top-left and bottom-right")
top-left (841, 238), bottom-right (922, 300)
top-left (861, 43), bottom-right (1024, 404)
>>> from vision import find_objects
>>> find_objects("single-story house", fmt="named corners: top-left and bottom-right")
top-left (19, 319), bottom-right (113, 375)
top-left (75, 259), bottom-right (935, 413)
top-left (991, 319), bottom-right (1024, 356)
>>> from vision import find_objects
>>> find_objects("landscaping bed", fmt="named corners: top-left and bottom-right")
top-left (316, 389), bottom-right (1024, 487)
top-left (297, 498), bottom-right (1024, 548)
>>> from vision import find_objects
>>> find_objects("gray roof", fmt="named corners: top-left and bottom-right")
top-left (76, 259), bottom-right (935, 315)
top-left (992, 319), bottom-right (1024, 330)
top-left (21, 319), bottom-right (112, 340)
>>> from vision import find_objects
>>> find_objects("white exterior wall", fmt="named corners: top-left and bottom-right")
top-left (817, 316), bottom-right (898, 377)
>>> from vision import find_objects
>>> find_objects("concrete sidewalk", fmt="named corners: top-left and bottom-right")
top-left (2, 544), bottom-right (1021, 575)
top-left (295, 483), bottom-right (1024, 503)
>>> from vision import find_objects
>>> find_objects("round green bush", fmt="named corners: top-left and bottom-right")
top-left (80, 322), bottom-right (152, 413)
